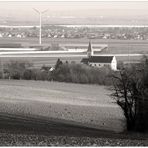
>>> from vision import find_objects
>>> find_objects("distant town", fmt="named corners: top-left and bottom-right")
top-left (0, 25), bottom-right (148, 40)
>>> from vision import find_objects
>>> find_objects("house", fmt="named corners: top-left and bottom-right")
top-left (16, 34), bottom-right (22, 38)
top-left (81, 42), bottom-right (117, 71)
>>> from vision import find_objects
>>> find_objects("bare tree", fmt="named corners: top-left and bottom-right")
top-left (111, 58), bottom-right (148, 131)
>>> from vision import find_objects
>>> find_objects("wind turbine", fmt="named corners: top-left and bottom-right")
top-left (33, 8), bottom-right (48, 45)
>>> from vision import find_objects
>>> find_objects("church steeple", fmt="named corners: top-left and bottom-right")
top-left (87, 41), bottom-right (93, 58)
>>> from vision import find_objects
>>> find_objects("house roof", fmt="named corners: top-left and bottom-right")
top-left (89, 56), bottom-right (114, 63)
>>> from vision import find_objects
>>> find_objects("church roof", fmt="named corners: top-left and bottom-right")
top-left (89, 56), bottom-right (114, 63)
top-left (81, 56), bottom-right (114, 64)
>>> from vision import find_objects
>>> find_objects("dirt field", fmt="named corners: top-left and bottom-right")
top-left (0, 80), bottom-right (125, 133)
top-left (0, 131), bottom-right (147, 146)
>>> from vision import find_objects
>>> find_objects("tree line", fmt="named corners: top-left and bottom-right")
top-left (0, 59), bottom-right (113, 85)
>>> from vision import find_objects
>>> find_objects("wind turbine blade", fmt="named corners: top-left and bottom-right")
top-left (42, 9), bottom-right (48, 14)
top-left (33, 8), bottom-right (40, 14)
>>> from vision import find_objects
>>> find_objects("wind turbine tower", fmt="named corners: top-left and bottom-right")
top-left (33, 8), bottom-right (48, 45)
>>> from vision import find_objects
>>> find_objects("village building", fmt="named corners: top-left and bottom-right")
top-left (81, 42), bottom-right (117, 71)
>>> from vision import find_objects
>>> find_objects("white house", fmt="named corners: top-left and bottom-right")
top-left (8, 34), bottom-right (12, 38)
top-left (81, 42), bottom-right (117, 71)
top-left (16, 34), bottom-right (22, 38)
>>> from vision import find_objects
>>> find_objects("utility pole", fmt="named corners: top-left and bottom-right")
top-left (33, 8), bottom-right (48, 45)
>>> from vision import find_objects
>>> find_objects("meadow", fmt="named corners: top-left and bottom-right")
top-left (0, 80), bottom-right (125, 133)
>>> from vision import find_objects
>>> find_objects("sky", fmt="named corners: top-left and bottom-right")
top-left (0, 1), bottom-right (148, 24)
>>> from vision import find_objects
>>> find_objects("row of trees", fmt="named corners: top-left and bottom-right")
top-left (0, 59), bottom-right (113, 85)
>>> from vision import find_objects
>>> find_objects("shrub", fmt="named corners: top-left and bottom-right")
top-left (23, 69), bottom-right (36, 80)
top-left (4, 60), bottom-right (33, 80)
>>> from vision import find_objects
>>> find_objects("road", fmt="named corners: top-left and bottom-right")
top-left (0, 50), bottom-right (145, 57)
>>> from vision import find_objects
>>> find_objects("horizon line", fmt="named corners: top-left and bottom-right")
top-left (1, 24), bottom-right (148, 28)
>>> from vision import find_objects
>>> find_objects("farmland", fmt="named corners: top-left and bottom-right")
top-left (0, 80), bottom-right (125, 133)
top-left (0, 56), bottom-right (83, 68)
top-left (0, 38), bottom-right (147, 67)
top-left (0, 38), bottom-right (148, 54)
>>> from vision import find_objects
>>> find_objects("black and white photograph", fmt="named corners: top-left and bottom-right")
top-left (0, 0), bottom-right (147, 146)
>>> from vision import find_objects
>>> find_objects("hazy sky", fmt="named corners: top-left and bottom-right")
top-left (0, 1), bottom-right (148, 22)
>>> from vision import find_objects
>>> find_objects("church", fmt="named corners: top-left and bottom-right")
top-left (81, 42), bottom-right (117, 71)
